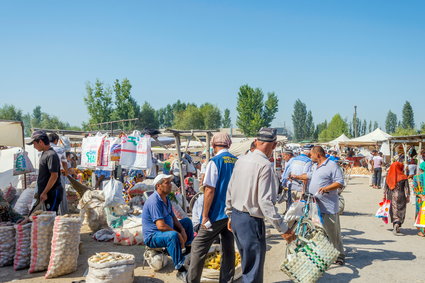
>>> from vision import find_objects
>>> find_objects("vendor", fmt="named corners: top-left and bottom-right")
top-left (0, 192), bottom-right (28, 224)
top-left (142, 174), bottom-right (194, 281)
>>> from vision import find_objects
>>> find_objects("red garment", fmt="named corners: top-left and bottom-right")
top-left (386, 162), bottom-right (408, 190)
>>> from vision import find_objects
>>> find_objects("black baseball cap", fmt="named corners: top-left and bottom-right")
top-left (26, 130), bottom-right (48, 145)
top-left (257, 127), bottom-right (277, 142)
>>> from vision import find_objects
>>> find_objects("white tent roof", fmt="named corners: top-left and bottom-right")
top-left (0, 120), bottom-right (24, 148)
top-left (339, 128), bottom-right (392, 146)
top-left (329, 134), bottom-right (350, 145)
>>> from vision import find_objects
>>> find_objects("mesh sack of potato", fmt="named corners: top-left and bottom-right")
top-left (0, 223), bottom-right (15, 267)
top-left (28, 211), bottom-right (56, 273)
top-left (13, 222), bottom-right (32, 270)
top-left (45, 215), bottom-right (82, 278)
top-left (201, 247), bottom-right (242, 282)
top-left (86, 252), bottom-right (135, 283)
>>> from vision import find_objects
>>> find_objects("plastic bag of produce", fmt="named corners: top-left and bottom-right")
top-left (103, 179), bottom-right (125, 207)
top-left (29, 211), bottom-right (56, 273)
top-left (78, 190), bottom-right (108, 232)
top-left (13, 222), bottom-right (32, 270)
top-left (45, 215), bottom-right (82, 278)
top-left (0, 223), bottom-right (15, 267)
top-left (86, 252), bottom-right (135, 283)
top-left (13, 188), bottom-right (35, 215)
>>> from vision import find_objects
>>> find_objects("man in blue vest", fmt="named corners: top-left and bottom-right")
top-left (187, 132), bottom-right (237, 283)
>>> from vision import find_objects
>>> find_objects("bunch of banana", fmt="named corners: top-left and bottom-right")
top-left (204, 252), bottom-right (241, 270)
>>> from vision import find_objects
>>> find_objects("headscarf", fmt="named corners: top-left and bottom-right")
top-left (386, 161), bottom-right (408, 190)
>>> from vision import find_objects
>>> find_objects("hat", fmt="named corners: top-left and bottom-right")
top-left (152, 174), bottom-right (174, 187)
top-left (26, 130), bottom-right (48, 145)
top-left (257, 127), bottom-right (277, 142)
top-left (302, 144), bottom-right (314, 151)
top-left (211, 132), bottom-right (232, 147)
top-left (283, 149), bottom-right (293, 155)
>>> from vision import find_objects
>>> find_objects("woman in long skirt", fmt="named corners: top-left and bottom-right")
top-left (412, 162), bottom-right (425, 237)
top-left (384, 161), bottom-right (410, 235)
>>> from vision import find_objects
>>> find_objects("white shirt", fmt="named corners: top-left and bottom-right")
top-left (203, 149), bottom-right (229, 188)
top-left (192, 194), bottom-right (204, 227)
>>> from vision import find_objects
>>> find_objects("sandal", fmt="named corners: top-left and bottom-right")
top-left (335, 259), bottom-right (345, 266)
top-left (418, 232), bottom-right (425, 237)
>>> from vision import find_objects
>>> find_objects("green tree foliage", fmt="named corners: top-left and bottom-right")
top-left (402, 101), bottom-right (415, 129)
top-left (313, 120), bottom-right (328, 141)
top-left (236, 85), bottom-right (279, 137)
top-left (0, 104), bottom-right (23, 121)
top-left (139, 102), bottom-right (159, 129)
top-left (222, 109), bottom-right (231, 128)
top-left (84, 79), bottom-right (113, 130)
top-left (318, 114), bottom-right (349, 142)
top-left (173, 105), bottom-right (204, 130)
top-left (368, 120), bottom-right (372, 133)
top-left (200, 103), bottom-right (222, 129)
top-left (263, 93), bottom-right (279, 127)
top-left (156, 100), bottom-right (188, 128)
top-left (111, 79), bottom-right (140, 130)
top-left (361, 119), bottom-right (367, 136)
top-left (374, 121), bottom-right (379, 130)
top-left (420, 123), bottom-right (425, 134)
top-left (32, 106), bottom-right (42, 128)
top-left (393, 127), bottom-right (417, 136)
top-left (385, 111), bottom-right (397, 133)
top-left (292, 99), bottom-right (307, 141)
top-left (305, 111), bottom-right (315, 140)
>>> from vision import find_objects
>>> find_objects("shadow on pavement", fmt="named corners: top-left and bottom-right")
top-left (135, 276), bottom-right (165, 282)
top-left (342, 211), bottom-right (374, 217)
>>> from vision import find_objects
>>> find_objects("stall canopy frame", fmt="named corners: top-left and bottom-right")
top-left (388, 134), bottom-right (425, 173)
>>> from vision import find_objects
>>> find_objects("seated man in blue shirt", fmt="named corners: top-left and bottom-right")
top-left (142, 174), bottom-right (194, 282)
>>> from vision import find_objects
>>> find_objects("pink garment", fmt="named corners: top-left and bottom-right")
top-left (373, 156), bottom-right (383, 168)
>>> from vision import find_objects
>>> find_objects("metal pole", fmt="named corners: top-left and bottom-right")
top-left (21, 121), bottom-right (27, 190)
top-left (174, 133), bottom-right (186, 212)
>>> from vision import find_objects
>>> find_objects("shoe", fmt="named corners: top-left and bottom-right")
top-left (335, 259), bottom-right (345, 266)
top-left (393, 223), bottom-right (401, 235)
top-left (176, 271), bottom-right (187, 282)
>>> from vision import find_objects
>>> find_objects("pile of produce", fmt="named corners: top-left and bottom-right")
top-left (350, 167), bottom-right (372, 175)
top-left (204, 251), bottom-right (241, 270)
top-left (89, 252), bottom-right (133, 263)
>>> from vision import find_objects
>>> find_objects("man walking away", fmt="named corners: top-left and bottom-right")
top-left (226, 128), bottom-right (294, 283)
top-left (187, 133), bottom-right (237, 283)
top-left (27, 131), bottom-right (63, 213)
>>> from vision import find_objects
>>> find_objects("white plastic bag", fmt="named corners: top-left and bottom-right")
top-left (45, 216), bottom-right (82, 278)
top-left (86, 252), bottom-right (135, 283)
top-left (120, 132), bottom-right (152, 169)
top-left (13, 151), bottom-right (35, 176)
top-left (13, 223), bottom-right (32, 270)
top-left (13, 187), bottom-right (35, 215)
top-left (81, 135), bottom-right (104, 168)
top-left (103, 179), bottom-right (125, 207)
top-left (29, 211), bottom-right (56, 273)
top-left (284, 200), bottom-right (305, 223)
top-left (0, 223), bottom-right (15, 267)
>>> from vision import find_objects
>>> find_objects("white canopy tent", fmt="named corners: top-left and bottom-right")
top-left (339, 128), bottom-right (392, 147)
top-left (0, 120), bottom-right (24, 148)
top-left (328, 134), bottom-right (350, 146)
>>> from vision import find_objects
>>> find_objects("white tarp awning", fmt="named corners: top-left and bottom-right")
top-left (328, 134), bottom-right (350, 146)
top-left (339, 128), bottom-right (392, 146)
top-left (0, 120), bottom-right (24, 148)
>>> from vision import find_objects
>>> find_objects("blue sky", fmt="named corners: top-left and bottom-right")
top-left (0, 1), bottom-right (424, 130)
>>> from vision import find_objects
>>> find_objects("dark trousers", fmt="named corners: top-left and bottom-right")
top-left (373, 168), bottom-right (382, 187)
top-left (187, 218), bottom-right (235, 283)
top-left (231, 209), bottom-right (266, 283)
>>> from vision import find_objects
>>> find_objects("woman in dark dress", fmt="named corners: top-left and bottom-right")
top-left (384, 161), bottom-right (410, 235)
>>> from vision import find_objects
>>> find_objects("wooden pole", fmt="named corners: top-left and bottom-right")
top-left (174, 133), bottom-right (186, 212)
top-left (206, 132), bottom-right (211, 162)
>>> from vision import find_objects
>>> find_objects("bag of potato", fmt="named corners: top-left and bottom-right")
top-left (13, 222), bottom-right (32, 270)
top-left (45, 215), bottom-right (82, 278)
top-left (86, 252), bottom-right (135, 283)
top-left (201, 246), bottom-right (242, 283)
top-left (29, 211), bottom-right (56, 273)
top-left (0, 223), bottom-right (15, 267)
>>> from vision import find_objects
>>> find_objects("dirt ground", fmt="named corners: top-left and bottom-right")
top-left (2, 177), bottom-right (424, 283)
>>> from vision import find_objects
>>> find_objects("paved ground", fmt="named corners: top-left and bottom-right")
top-left (2, 177), bottom-right (424, 283)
